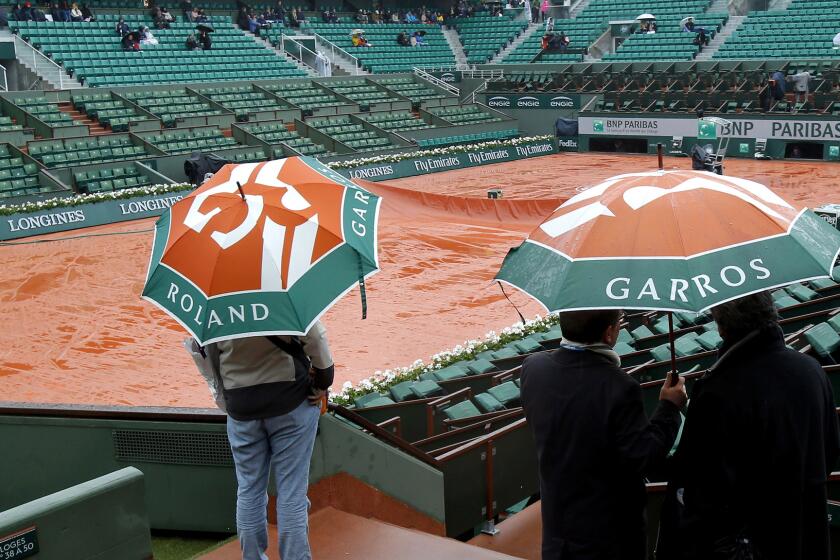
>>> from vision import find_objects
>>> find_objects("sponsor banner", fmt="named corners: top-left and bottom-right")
top-left (556, 136), bottom-right (579, 151)
top-left (484, 93), bottom-right (580, 110)
top-left (335, 140), bottom-right (558, 182)
top-left (580, 115), bottom-right (840, 141)
top-left (428, 71), bottom-right (462, 84)
top-left (0, 191), bottom-right (186, 241)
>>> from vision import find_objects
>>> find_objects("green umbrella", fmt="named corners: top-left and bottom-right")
top-left (496, 169), bottom-right (840, 379)
top-left (142, 156), bottom-right (381, 345)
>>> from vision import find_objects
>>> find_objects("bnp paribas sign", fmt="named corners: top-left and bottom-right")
top-left (485, 94), bottom-right (579, 110)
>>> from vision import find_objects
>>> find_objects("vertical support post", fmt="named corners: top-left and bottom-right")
top-left (480, 439), bottom-right (499, 535)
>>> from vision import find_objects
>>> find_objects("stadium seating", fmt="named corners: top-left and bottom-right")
top-left (323, 78), bottom-right (405, 108)
top-left (0, 116), bottom-right (23, 133)
top-left (143, 128), bottom-right (239, 154)
top-left (375, 75), bottom-right (453, 105)
top-left (121, 89), bottom-right (223, 127)
top-left (71, 92), bottom-right (148, 132)
top-left (428, 104), bottom-right (503, 124)
top-left (240, 122), bottom-right (333, 156)
top-left (9, 15), bottom-right (307, 87)
top-left (198, 85), bottom-right (293, 118)
top-left (715, 0), bottom-right (840, 59)
top-left (73, 165), bottom-right (153, 193)
top-left (0, 145), bottom-right (40, 198)
top-left (263, 81), bottom-right (352, 113)
top-left (358, 111), bottom-right (434, 132)
top-left (416, 129), bottom-right (518, 147)
top-left (451, 12), bottom-right (529, 64)
top-left (307, 115), bottom-right (393, 151)
top-left (14, 97), bottom-right (75, 127)
top-left (602, 13), bottom-right (727, 61)
top-left (502, 21), bottom-right (589, 64)
top-left (297, 22), bottom-right (455, 73)
top-left (28, 135), bottom-right (147, 168)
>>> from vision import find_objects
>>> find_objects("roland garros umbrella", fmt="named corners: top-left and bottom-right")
top-left (495, 169), bottom-right (840, 377)
top-left (497, 169), bottom-right (840, 313)
top-left (142, 156), bottom-right (381, 345)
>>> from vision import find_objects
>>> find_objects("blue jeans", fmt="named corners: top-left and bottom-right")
top-left (227, 400), bottom-right (321, 560)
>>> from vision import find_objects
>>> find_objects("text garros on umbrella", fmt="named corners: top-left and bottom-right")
top-left (605, 258), bottom-right (770, 303)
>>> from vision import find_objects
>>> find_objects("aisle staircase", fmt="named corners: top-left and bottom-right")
top-left (694, 14), bottom-right (745, 60)
top-left (59, 102), bottom-right (109, 135)
top-left (242, 29), bottom-right (320, 77)
top-left (490, 21), bottom-right (542, 63)
top-left (442, 26), bottom-right (469, 67)
top-left (705, 0), bottom-right (732, 14)
top-left (0, 29), bottom-right (83, 89)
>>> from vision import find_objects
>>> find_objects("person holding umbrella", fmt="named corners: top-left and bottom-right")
top-left (520, 309), bottom-right (686, 559)
top-left (142, 156), bottom-right (382, 560)
top-left (196, 23), bottom-right (213, 49)
top-left (657, 292), bottom-right (840, 560)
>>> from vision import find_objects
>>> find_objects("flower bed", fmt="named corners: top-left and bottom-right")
top-left (0, 183), bottom-right (193, 216)
top-left (330, 313), bottom-right (560, 406)
top-left (326, 135), bottom-right (555, 170)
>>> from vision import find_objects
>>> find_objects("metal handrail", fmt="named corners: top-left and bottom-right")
top-left (311, 31), bottom-right (362, 75)
top-left (413, 67), bottom-right (459, 95)
top-left (0, 64), bottom-right (7, 92)
top-left (280, 34), bottom-right (324, 75)
top-left (13, 33), bottom-right (72, 89)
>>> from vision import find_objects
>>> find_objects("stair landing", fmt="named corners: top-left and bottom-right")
top-left (58, 102), bottom-right (110, 135)
top-left (199, 507), bottom-right (524, 560)
top-left (469, 501), bottom-right (541, 560)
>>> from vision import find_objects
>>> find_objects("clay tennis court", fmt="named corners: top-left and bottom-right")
top-left (1, 153), bottom-right (836, 407)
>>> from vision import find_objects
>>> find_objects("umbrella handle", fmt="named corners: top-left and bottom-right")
top-left (358, 254), bottom-right (368, 320)
top-left (668, 311), bottom-right (679, 386)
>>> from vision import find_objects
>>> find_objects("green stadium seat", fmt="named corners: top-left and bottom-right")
top-left (487, 381), bottom-right (522, 408)
top-left (787, 283), bottom-right (819, 302)
top-left (388, 381), bottom-right (417, 403)
top-left (695, 330), bottom-right (723, 351)
top-left (442, 400), bottom-right (482, 421)
top-left (433, 365), bottom-right (469, 382)
top-left (512, 338), bottom-right (542, 353)
top-left (466, 359), bottom-right (496, 375)
top-left (474, 392), bottom-right (506, 413)
top-left (353, 392), bottom-right (396, 408)
top-left (804, 323), bottom-right (840, 358)
top-left (491, 347), bottom-right (520, 360)
top-left (410, 380), bottom-right (445, 399)
top-left (614, 341), bottom-right (636, 356)
top-left (631, 325), bottom-right (655, 340)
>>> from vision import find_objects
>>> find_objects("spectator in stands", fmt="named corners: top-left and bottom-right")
top-left (555, 30), bottom-right (569, 50)
top-left (404, 10), bottom-right (417, 23)
top-left (115, 16), bottom-right (130, 36)
top-left (390, 10), bottom-right (399, 22)
top-left (60, 0), bottom-right (70, 22)
top-left (413, 30), bottom-right (426, 45)
top-left (121, 31), bottom-right (140, 50)
top-left (351, 32), bottom-right (371, 47)
top-left (185, 32), bottom-right (200, 50)
top-left (770, 69), bottom-right (786, 101)
top-left (288, 7), bottom-right (300, 27)
top-left (194, 8), bottom-right (208, 23)
top-left (320, 7), bottom-right (329, 21)
top-left (0, 6), bottom-right (6, 26)
top-left (215, 324), bottom-right (333, 560)
top-left (80, 3), bottom-right (93, 21)
top-left (139, 25), bottom-right (158, 45)
top-left (657, 292), bottom-right (840, 560)
top-left (792, 70), bottom-right (810, 104)
top-left (198, 28), bottom-right (211, 49)
top-left (152, 6), bottom-right (170, 28)
top-left (237, 6), bottom-right (249, 30)
top-left (396, 31), bottom-right (410, 46)
top-left (49, 3), bottom-right (62, 21)
top-left (181, 0), bottom-right (192, 21)
top-left (834, 30), bottom-right (840, 48)
top-left (540, 0), bottom-right (549, 22)
top-left (69, 1), bottom-right (81, 20)
top-left (521, 309), bottom-right (686, 560)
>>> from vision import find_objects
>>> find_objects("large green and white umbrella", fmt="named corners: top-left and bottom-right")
top-left (142, 156), bottom-right (381, 345)
top-left (496, 169), bottom-right (840, 314)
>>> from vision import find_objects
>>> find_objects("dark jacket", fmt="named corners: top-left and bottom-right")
top-left (521, 346), bottom-right (682, 560)
top-left (658, 325), bottom-right (840, 560)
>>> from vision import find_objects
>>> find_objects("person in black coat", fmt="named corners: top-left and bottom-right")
top-left (657, 291), bottom-right (840, 560)
top-left (521, 309), bottom-right (686, 560)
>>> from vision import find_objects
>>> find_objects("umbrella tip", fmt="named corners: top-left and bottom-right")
top-left (236, 181), bottom-right (246, 201)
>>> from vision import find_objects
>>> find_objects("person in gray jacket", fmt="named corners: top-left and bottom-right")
top-left (215, 320), bottom-right (334, 560)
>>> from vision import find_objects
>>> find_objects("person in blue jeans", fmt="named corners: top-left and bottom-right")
top-left (214, 321), bottom-right (334, 560)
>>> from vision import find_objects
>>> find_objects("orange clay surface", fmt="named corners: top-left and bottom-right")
top-left (0, 153), bottom-right (836, 407)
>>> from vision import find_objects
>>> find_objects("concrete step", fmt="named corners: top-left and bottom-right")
top-left (694, 14), bottom-right (745, 61)
top-left (490, 21), bottom-right (542, 63)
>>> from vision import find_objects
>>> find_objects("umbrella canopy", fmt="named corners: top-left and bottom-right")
top-left (196, 23), bottom-right (214, 32)
top-left (679, 16), bottom-right (694, 27)
top-left (636, 13), bottom-right (656, 20)
top-left (142, 156), bottom-right (381, 345)
top-left (495, 169), bottom-right (840, 314)
top-left (350, 28), bottom-right (365, 35)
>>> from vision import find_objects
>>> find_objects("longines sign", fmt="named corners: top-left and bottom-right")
top-left (484, 94), bottom-right (580, 110)
top-left (0, 192), bottom-right (186, 240)
top-left (579, 116), bottom-right (840, 141)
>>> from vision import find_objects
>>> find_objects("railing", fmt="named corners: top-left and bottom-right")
top-left (280, 34), bottom-right (326, 76)
top-left (311, 32), bottom-right (362, 75)
top-left (0, 64), bottom-right (7, 92)
top-left (13, 34), bottom-right (77, 89)
top-left (413, 67), bottom-right (460, 95)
